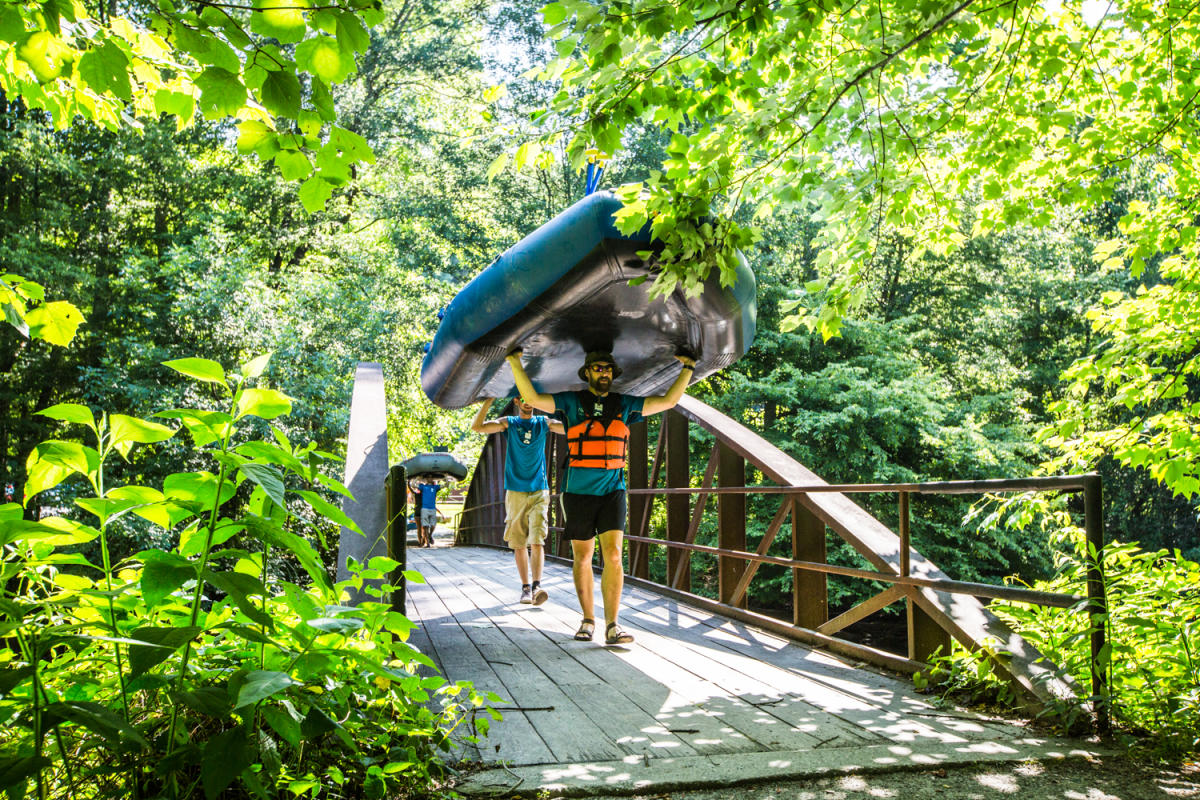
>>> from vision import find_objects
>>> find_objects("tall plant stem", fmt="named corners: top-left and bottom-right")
top-left (164, 404), bottom-right (238, 767)
top-left (15, 628), bottom-right (79, 800)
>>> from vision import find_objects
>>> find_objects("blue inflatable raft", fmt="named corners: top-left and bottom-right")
top-left (420, 191), bottom-right (757, 409)
top-left (401, 452), bottom-right (467, 483)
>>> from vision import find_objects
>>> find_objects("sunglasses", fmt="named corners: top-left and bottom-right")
top-left (589, 364), bottom-right (614, 373)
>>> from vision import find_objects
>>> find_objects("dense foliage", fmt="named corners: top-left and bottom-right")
top-left (2, 0), bottom-right (1199, 782)
top-left (1, 355), bottom-right (489, 799)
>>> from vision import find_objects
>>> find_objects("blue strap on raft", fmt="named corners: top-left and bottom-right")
top-left (420, 190), bottom-right (757, 409)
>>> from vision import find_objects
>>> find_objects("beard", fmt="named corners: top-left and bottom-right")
top-left (589, 375), bottom-right (612, 393)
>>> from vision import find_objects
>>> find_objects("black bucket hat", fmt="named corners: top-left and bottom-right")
top-left (578, 351), bottom-right (622, 381)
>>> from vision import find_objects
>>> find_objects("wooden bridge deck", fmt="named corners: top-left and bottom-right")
top-left (405, 544), bottom-right (1103, 797)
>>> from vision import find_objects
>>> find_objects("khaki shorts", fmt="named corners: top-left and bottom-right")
top-left (504, 490), bottom-right (549, 549)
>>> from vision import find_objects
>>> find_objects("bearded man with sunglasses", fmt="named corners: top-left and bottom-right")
top-left (506, 348), bottom-right (695, 646)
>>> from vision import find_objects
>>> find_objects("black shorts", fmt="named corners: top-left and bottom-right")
top-left (562, 491), bottom-right (627, 540)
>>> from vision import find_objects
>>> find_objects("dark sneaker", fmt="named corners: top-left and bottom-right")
top-left (519, 586), bottom-right (533, 604)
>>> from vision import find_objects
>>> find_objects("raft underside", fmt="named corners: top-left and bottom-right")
top-left (423, 238), bottom-right (755, 409)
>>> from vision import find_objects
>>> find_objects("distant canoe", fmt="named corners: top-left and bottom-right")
top-left (401, 452), bottom-right (467, 482)
top-left (420, 191), bottom-right (757, 409)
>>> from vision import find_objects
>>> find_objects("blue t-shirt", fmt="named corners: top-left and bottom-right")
top-left (553, 391), bottom-right (644, 496)
top-left (503, 415), bottom-right (551, 492)
top-left (418, 483), bottom-right (440, 510)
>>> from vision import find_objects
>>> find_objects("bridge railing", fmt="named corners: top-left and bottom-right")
top-left (456, 395), bottom-right (1107, 730)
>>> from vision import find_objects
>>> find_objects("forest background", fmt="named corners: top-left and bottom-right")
top-left (2, 0), bottom-right (1199, 794)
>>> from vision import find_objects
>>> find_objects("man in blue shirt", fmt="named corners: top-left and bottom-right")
top-left (472, 397), bottom-right (565, 604)
top-left (508, 348), bottom-right (694, 645)
top-left (415, 481), bottom-right (440, 547)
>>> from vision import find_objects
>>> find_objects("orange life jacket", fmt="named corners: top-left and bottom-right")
top-left (566, 391), bottom-right (629, 470)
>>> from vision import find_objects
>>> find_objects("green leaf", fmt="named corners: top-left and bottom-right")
top-left (241, 352), bottom-right (272, 378)
top-left (164, 357), bottom-right (227, 386)
top-left (239, 463), bottom-right (286, 508)
top-left (334, 11), bottom-right (369, 53)
top-left (327, 125), bottom-right (373, 163)
top-left (296, 35), bottom-right (355, 83)
top-left (140, 550), bottom-right (197, 608)
top-left (36, 402), bottom-right (95, 428)
top-left (157, 409), bottom-right (233, 448)
top-left (0, 756), bottom-right (52, 794)
top-left (235, 388), bottom-right (293, 420)
top-left (40, 702), bottom-right (150, 749)
top-left (163, 471), bottom-right (237, 513)
top-left (154, 89), bottom-right (196, 126)
top-left (305, 616), bottom-right (363, 634)
top-left (236, 120), bottom-right (274, 154)
top-left (195, 67), bottom-right (248, 119)
top-left (128, 625), bottom-right (203, 677)
top-left (235, 670), bottom-right (298, 708)
top-left (75, 496), bottom-right (139, 525)
top-left (236, 440), bottom-right (306, 475)
top-left (0, 6), bottom-right (25, 42)
top-left (25, 300), bottom-right (83, 346)
top-left (242, 515), bottom-right (332, 591)
top-left (295, 489), bottom-right (362, 536)
top-left (299, 175), bottom-right (334, 212)
top-left (274, 148), bottom-right (312, 181)
top-left (542, 2), bottom-right (567, 25)
top-left (77, 39), bottom-right (132, 99)
top-left (250, 0), bottom-right (308, 44)
top-left (260, 69), bottom-right (302, 118)
top-left (486, 152), bottom-right (509, 181)
top-left (300, 705), bottom-right (339, 739)
top-left (202, 727), bottom-right (254, 800)
top-left (204, 569), bottom-right (273, 628)
top-left (109, 414), bottom-right (175, 458)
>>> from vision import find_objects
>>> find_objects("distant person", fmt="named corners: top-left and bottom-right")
top-left (507, 348), bottom-right (694, 645)
top-left (416, 481), bottom-right (441, 547)
top-left (471, 397), bottom-right (565, 605)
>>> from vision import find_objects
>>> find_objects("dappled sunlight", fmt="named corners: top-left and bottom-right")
top-left (975, 772), bottom-right (1021, 792)
top-left (409, 546), bottom-right (1110, 799)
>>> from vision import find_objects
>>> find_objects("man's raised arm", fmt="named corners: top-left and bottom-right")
top-left (507, 350), bottom-right (556, 413)
top-left (470, 398), bottom-right (507, 435)
top-left (641, 355), bottom-right (696, 416)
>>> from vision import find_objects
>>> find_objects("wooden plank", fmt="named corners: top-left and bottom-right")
top-left (818, 585), bottom-right (907, 636)
top-left (446, 548), bottom-right (785, 756)
top-left (417, 553), bottom-right (629, 764)
top-left (451, 558), bottom-right (704, 759)
top-left (666, 410), bottom-right (691, 590)
top-left (668, 443), bottom-right (719, 590)
top-left (717, 441), bottom-right (746, 608)
top-left (405, 551), bottom-right (555, 765)
top-left (616, 581), bottom-right (1027, 741)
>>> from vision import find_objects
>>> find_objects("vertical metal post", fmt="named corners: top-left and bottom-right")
top-left (386, 464), bottom-right (407, 613)
top-left (1083, 473), bottom-right (1110, 734)
top-left (792, 498), bottom-right (827, 629)
top-left (666, 410), bottom-right (690, 591)
top-left (717, 442), bottom-right (746, 607)
top-left (628, 421), bottom-right (649, 579)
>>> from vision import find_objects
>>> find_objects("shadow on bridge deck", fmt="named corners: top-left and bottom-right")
top-left (405, 545), bottom-right (1107, 798)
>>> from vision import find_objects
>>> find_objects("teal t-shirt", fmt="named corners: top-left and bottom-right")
top-left (503, 415), bottom-right (550, 492)
top-left (553, 391), bottom-right (644, 496)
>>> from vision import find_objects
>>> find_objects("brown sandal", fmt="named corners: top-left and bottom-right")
top-left (573, 618), bottom-right (595, 641)
top-left (605, 622), bottom-right (634, 645)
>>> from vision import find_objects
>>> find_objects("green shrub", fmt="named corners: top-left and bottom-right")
top-left (0, 355), bottom-right (492, 799)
